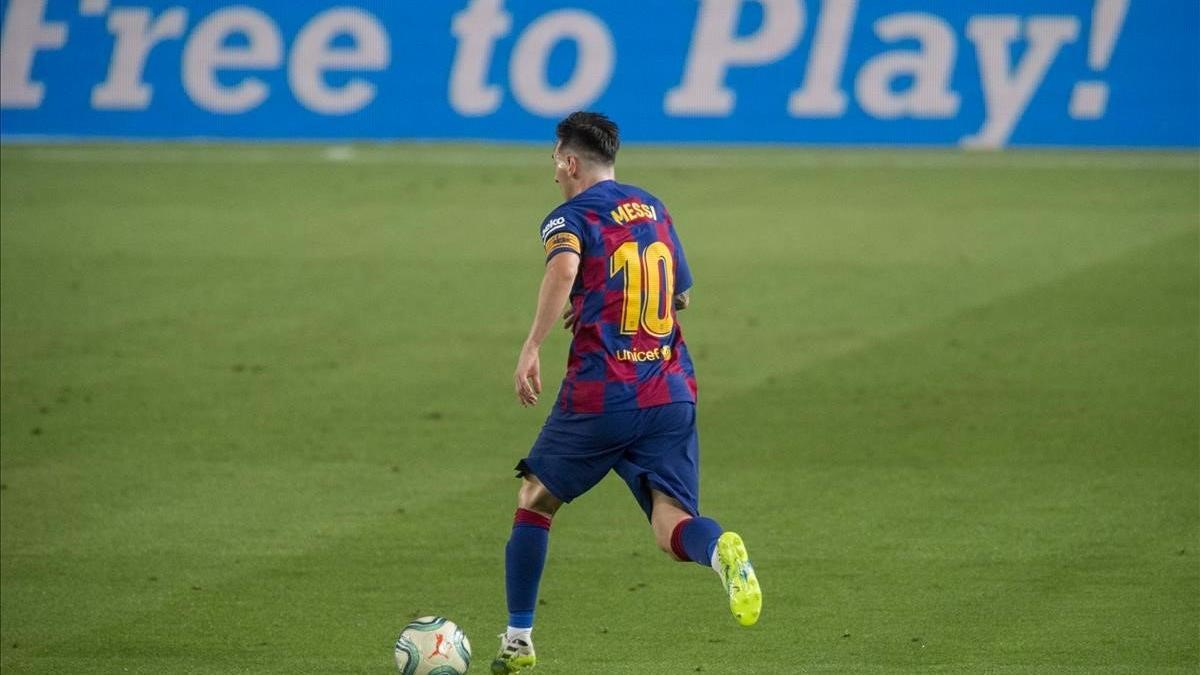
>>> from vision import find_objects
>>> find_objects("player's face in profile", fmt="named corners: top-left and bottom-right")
top-left (552, 141), bottom-right (571, 199)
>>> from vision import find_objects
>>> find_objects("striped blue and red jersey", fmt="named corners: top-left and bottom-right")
top-left (539, 179), bottom-right (696, 414)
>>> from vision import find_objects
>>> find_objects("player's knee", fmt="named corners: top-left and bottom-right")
top-left (516, 478), bottom-right (561, 517)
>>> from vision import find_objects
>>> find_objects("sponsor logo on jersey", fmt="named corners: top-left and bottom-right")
top-left (541, 216), bottom-right (567, 241)
top-left (615, 345), bottom-right (671, 362)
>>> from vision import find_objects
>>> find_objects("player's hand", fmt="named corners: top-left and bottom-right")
top-left (562, 306), bottom-right (579, 331)
top-left (514, 345), bottom-right (542, 407)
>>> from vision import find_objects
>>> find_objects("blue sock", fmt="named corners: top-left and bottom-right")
top-left (671, 516), bottom-right (724, 566)
top-left (505, 509), bottom-right (552, 628)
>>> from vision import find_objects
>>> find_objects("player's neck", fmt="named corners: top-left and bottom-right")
top-left (566, 172), bottom-right (614, 200)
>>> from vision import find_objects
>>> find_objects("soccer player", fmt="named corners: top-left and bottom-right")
top-left (492, 112), bottom-right (762, 673)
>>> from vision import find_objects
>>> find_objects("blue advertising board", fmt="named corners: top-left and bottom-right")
top-left (0, 0), bottom-right (1196, 147)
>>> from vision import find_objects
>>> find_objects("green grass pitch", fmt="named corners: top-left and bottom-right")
top-left (1, 144), bottom-right (1197, 673)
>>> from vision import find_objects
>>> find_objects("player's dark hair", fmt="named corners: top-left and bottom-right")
top-left (556, 112), bottom-right (619, 165)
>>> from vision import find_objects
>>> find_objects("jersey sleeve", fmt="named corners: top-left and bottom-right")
top-left (538, 207), bottom-right (585, 262)
top-left (667, 216), bottom-right (693, 294)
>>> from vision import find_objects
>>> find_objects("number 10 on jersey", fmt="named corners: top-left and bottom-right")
top-left (609, 241), bottom-right (675, 337)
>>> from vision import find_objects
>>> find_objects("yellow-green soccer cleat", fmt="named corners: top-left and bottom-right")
top-left (491, 634), bottom-right (537, 673)
top-left (716, 531), bottom-right (762, 626)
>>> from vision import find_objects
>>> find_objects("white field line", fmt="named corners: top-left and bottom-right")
top-left (3, 145), bottom-right (1197, 171)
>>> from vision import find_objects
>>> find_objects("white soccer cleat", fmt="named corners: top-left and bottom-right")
top-left (491, 633), bottom-right (537, 673)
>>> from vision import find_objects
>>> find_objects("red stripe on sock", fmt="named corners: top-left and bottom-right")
top-left (513, 508), bottom-right (552, 530)
top-left (670, 518), bottom-right (693, 562)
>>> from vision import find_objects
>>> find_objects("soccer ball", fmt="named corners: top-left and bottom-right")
top-left (393, 616), bottom-right (472, 675)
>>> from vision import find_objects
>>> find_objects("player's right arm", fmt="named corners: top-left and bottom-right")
top-left (515, 252), bottom-right (579, 406)
top-left (518, 208), bottom-right (586, 404)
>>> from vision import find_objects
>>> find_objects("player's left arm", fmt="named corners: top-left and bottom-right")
top-left (673, 288), bottom-right (691, 311)
top-left (515, 252), bottom-right (580, 406)
top-left (668, 212), bottom-right (693, 312)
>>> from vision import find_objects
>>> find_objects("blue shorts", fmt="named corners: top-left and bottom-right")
top-left (515, 402), bottom-right (700, 519)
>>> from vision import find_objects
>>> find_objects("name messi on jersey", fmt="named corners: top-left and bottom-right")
top-left (610, 201), bottom-right (658, 225)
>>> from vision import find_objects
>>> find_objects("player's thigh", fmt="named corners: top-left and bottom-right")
top-left (614, 402), bottom-right (700, 519)
top-left (516, 410), bottom-right (631, 506)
